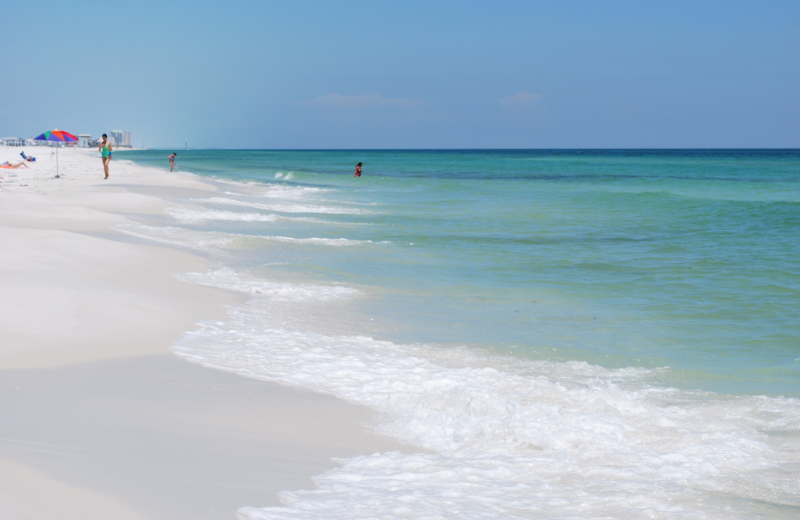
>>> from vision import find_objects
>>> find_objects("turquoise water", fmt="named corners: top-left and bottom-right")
top-left (121, 149), bottom-right (799, 397)
top-left (115, 149), bottom-right (800, 518)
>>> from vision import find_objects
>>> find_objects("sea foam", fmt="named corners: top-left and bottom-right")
top-left (194, 197), bottom-right (366, 214)
top-left (216, 184), bottom-right (330, 200)
top-left (178, 267), bottom-right (359, 300)
top-left (115, 224), bottom-right (381, 251)
top-left (165, 207), bottom-right (322, 223)
top-left (258, 235), bottom-right (385, 246)
top-left (114, 224), bottom-right (237, 250)
top-left (173, 270), bottom-right (800, 520)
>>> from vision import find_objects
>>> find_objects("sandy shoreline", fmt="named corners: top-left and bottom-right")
top-left (0, 146), bottom-right (407, 519)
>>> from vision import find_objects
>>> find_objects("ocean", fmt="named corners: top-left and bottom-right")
top-left (118, 149), bottom-right (799, 519)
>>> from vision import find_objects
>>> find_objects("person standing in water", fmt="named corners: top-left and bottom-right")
top-left (169, 153), bottom-right (177, 172)
top-left (99, 134), bottom-right (112, 179)
top-left (354, 162), bottom-right (362, 177)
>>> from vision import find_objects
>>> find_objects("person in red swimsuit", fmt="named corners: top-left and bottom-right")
top-left (354, 162), bottom-right (362, 177)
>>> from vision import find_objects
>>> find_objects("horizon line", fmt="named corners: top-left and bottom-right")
top-left (116, 147), bottom-right (800, 151)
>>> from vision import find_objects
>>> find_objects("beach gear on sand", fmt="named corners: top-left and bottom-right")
top-left (20, 151), bottom-right (36, 162)
top-left (33, 129), bottom-right (78, 178)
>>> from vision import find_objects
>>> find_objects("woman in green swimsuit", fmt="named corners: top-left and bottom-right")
top-left (99, 133), bottom-right (113, 179)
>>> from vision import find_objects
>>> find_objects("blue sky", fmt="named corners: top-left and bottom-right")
top-left (2, 1), bottom-right (798, 148)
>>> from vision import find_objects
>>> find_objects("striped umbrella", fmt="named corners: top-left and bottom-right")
top-left (33, 129), bottom-right (79, 178)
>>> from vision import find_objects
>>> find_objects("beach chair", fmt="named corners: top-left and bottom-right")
top-left (20, 151), bottom-right (36, 162)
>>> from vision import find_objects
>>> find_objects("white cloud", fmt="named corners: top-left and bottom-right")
top-left (303, 93), bottom-right (423, 108)
top-left (499, 92), bottom-right (543, 108)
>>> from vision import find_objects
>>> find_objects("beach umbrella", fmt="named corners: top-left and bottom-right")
top-left (33, 129), bottom-right (78, 178)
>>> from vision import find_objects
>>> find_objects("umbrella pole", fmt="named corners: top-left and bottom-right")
top-left (55, 147), bottom-right (60, 178)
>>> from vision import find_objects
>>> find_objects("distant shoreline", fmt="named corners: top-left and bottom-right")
top-left (0, 146), bottom-right (407, 519)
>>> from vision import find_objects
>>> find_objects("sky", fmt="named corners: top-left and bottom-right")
top-left (1, 0), bottom-right (798, 149)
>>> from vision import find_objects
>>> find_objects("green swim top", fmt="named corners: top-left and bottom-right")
top-left (101, 145), bottom-right (111, 158)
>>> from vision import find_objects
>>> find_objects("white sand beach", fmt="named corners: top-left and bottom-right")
top-left (0, 146), bottom-right (407, 520)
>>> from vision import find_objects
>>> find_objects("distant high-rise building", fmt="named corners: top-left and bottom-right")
top-left (110, 130), bottom-right (132, 148)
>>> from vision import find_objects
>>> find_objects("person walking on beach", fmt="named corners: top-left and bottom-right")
top-left (169, 153), bottom-right (177, 172)
top-left (354, 162), bottom-right (362, 177)
top-left (99, 134), bottom-right (113, 179)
